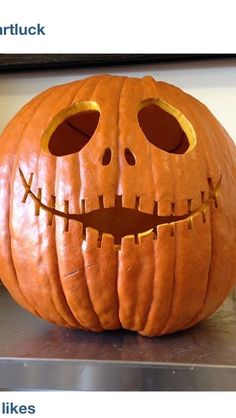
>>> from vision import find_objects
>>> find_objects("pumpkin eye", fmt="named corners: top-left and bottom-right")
top-left (137, 100), bottom-right (196, 154)
top-left (42, 101), bottom-right (100, 156)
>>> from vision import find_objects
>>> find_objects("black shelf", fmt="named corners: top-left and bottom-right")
top-left (0, 54), bottom-right (236, 73)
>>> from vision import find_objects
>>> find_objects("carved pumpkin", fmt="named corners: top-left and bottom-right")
top-left (0, 74), bottom-right (236, 336)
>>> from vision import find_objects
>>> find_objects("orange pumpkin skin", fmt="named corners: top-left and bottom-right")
top-left (0, 74), bottom-right (236, 337)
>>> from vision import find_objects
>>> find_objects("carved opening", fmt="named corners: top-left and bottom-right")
top-left (124, 148), bottom-right (136, 165)
top-left (42, 101), bottom-right (100, 156)
top-left (101, 148), bottom-right (112, 166)
top-left (138, 100), bottom-right (196, 154)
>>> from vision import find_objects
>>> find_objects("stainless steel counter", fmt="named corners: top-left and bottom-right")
top-left (0, 286), bottom-right (236, 390)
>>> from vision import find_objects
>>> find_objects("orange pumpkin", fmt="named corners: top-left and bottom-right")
top-left (0, 74), bottom-right (236, 336)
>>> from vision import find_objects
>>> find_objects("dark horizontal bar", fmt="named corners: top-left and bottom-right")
top-left (0, 54), bottom-right (235, 73)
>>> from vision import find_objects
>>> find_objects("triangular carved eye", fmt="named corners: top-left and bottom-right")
top-left (137, 100), bottom-right (196, 154)
top-left (42, 101), bottom-right (100, 156)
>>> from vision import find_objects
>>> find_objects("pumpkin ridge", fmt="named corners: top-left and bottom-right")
top-left (139, 76), bottom-right (172, 336)
top-left (182, 201), bottom-right (214, 330)
top-left (136, 235), bottom-right (156, 333)
top-left (182, 99), bottom-right (219, 329)
top-left (53, 76), bottom-right (111, 330)
top-left (184, 178), bottom-right (234, 329)
top-left (217, 120), bottom-right (236, 171)
top-left (114, 76), bottom-right (131, 327)
top-left (160, 186), bottom-right (215, 334)
top-left (52, 78), bottom-right (105, 327)
top-left (178, 101), bottom-right (224, 329)
top-left (78, 75), bottom-right (119, 330)
top-left (189, 96), bottom-right (220, 182)
top-left (116, 76), bottom-right (128, 194)
top-left (56, 77), bottom-right (109, 329)
top-left (99, 76), bottom-right (126, 329)
top-left (52, 80), bottom-right (93, 328)
top-left (141, 76), bottom-right (157, 203)
top-left (160, 227), bottom-right (177, 335)
top-left (158, 127), bottom-right (180, 334)
top-left (15, 83), bottom-right (86, 325)
top-left (34, 82), bottom-right (89, 326)
top-left (0, 108), bottom-right (38, 313)
top-left (159, 177), bottom-right (221, 334)
top-left (7, 87), bottom-right (59, 316)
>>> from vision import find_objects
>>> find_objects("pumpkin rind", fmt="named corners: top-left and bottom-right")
top-left (0, 74), bottom-right (236, 336)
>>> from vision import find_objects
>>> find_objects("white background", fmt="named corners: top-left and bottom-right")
top-left (0, 0), bottom-right (236, 52)
top-left (0, 391), bottom-right (235, 418)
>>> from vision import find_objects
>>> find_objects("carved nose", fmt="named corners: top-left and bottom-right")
top-left (101, 147), bottom-right (136, 166)
top-left (101, 148), bottom-right (112, 165)
top-left (124, 148), bottom-right (136, 166)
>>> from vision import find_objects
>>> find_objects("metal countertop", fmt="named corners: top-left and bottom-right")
top-left (0, 286), bottom-right (236, 390)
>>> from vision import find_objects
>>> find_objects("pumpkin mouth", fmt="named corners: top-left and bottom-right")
top-left (19, 167), bottom-right (221, 246)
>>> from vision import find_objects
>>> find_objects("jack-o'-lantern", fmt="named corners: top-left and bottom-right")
top-left (0, 74), bottom-right (236, 336)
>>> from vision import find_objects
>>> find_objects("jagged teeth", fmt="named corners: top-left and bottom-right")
top-left (213, 196), bottom-right (218, 208)
top-left (207, 177), bottom-right (214, 191)
top-left (201, 191), bottom-right (205, 203)
top-left (188, 216), bottom-right (193, 230)
top-left (47, 196), bottom-right (56, 225)
top-left (153, 201), bottom-right (158, 215)
top-left (134, 234), bottom-right (139, 244)
top-left (98, 195), bottom-right (104, 209)
top-left (153, 227), bottom-right (158, 239)
top-left (115, 195), bottom-right (122, 208)
top-left (135, 196), bottom-right (140, 210)
top-left (34, 188), bottom-right (42, 216)
top-left (170, 223), bottom-right (175, 237)
top-left (80, 199), bottom-right (85, 214)
top-left (21, 172), bottom-right (34, 203)
top-left (82, 224), bottom-right (86, 239)
top-left (201, 210), bottom-right (207, 223)
top-left (171, 202), bottom-right (175, 216)
top-left (187, 199), bottom-right (192, 214)
top-left (20, 167), bottom-right (219, 248)
top-left (63, 200), bottom-right (69, 232)
top-left (97, 233), bottom-right (102, 248)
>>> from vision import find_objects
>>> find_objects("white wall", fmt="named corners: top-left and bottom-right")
top-left (0, 58), bottom-right (236, 140)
